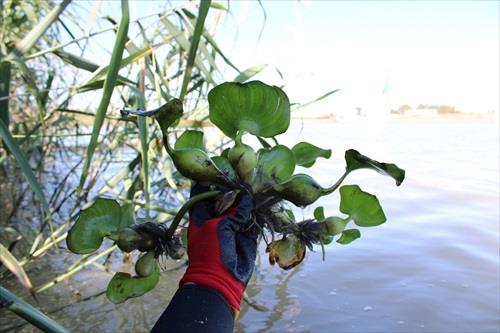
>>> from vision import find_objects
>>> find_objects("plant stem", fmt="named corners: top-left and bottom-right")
top-left (0, 286), bottom-right (68, 333)
top-left (324, 170), bottom-right (349, 194)
top-left (166, 190), bottom-right (220, 237)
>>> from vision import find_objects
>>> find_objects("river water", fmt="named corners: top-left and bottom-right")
top-left (1, 117), bottom-right (499, 332)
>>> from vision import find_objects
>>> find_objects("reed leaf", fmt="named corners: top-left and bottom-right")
top-left (0, 61), bottom-right (11, 127)
top-left (0, 286), bottom-right (68, 333)
top-left (0, 243), bottom-right (34, 293)
top-left (78, 0), bottom-right (130, 194)
top-left (180, 0), bottom-right (212, 99)
top-left (180, 8), bottom-right (240, 72)
top-left (0, 119), bottom-right (49, 211)
top-left (234, 64), bottom-right (267, 83)
top-left (81, 45), bottom-right (155, 87)
top-left (160, 16), bottom-right (214, 88)
top-left (5, 0), bottom-right (71, 60)
top-left (293, 89), bottom-right (341, 110)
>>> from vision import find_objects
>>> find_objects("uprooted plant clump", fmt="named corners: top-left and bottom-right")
top-left (66, 80), bottom-right (405, 303)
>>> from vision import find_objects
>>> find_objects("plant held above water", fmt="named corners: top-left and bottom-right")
top-left (67, 80), bottom-right (405, 303)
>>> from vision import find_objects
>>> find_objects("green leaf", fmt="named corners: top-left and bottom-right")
top-left (336, 229), bottom-right (361, 245)
top-left (0, 61), bottom-right (11, 127)
top-left (253, 145), bottom-right (295, 191)
top-left (292, 142), bottom-right (332, 168)
top-left (284, 209), bottom-right (295, 221)
top-left (0, 118), bottom-right (49, 211)
top-left (339, 185), bottom-right (386, 227)
top-left (180, 228), bottom-right (188, 248)
top-left (54, 49), bottom-right (99, 72)
top-left (210, 2), bottom-right (227, 10)
top-left (66, 198), bottom-right (133, 254)
top-left (0, 243), bottom-right (33, 292)
top-left (345, 149), bottom-right (405, 186)
top-left (78, 0), bottom-right (129, 194)
top-left (272, 173), bottom-right (325, 207)
top-left (321, 235), bottom-right (334, 245)
top-left (151, 99), bottom-right (184, 137)
top-left (120, 203), bottom-right (136, 226)
top-left (180, 0), bottom-right (212, 99)
top-left (322, 216), bottom-right (349, 236)
top-left (175, 130), bottom-right (205, 151)
top-left (208, 81), bottom-right (290, 139)
top-left (6, 0), bottom-right (71, 60)
top-left (160, 17), bottom-right (214, 86)
top-left (82, 45), bottom-right (154, 87)
top-left (313, 206), bottom-right (325, 222)
top-left (211, 155), bottom-right (238, 182)
top-left (234, 64), bottom-right (267, 83)
top-left (106, 265), bottom-right (160, 304)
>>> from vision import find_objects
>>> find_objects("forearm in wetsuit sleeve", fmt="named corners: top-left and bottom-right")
top-left (150, 284), bottom-right (234, 333)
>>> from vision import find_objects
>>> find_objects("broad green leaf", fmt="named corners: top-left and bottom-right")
top-left (106, 265), bottom-right (160, 304)
top-left (253, 145), bottom-right (295, 191)
top-left (120, 203), bottom-right (136, 226)
top-left (78, 0), bottom-right (129, 194)
top-left (208, 81), bottom-right (290, 139)
top-left (292, 142), bottom-right (332, 168)
top-left (0, 243), bottom-right (33, 292)
top-left (66, 198), bottom-right (132, 254)
top-left (175, 130), bottom-right (205, 151)
top-left (211, 156), bottom-right (238, 182)
top-left (345, 149), bottom-right (405, 186)
top-left (0, 119), bottom-right (49, 211)
top-left (313, 206), bottom-right (325, 221)
top-left (336, 229), bottom-right (361, 245)
top-left (339, 185), bottom-right (386, 227)
top-left (234, 64), bottom-right (267, 83)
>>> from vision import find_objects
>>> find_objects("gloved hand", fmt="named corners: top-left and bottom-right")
top-left (179, 183), bottom-right (258, 312)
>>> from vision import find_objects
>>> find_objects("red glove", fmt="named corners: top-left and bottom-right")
top-left (179, 184), bottom-right (257, 312)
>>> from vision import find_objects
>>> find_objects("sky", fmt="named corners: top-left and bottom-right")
top-left (211, 0), bottom-right (499, 115)
top-left (70, 0), bottom-right (499, 116)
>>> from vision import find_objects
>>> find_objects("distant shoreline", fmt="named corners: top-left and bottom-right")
top-left (291, 113), bottom-right (497, 121)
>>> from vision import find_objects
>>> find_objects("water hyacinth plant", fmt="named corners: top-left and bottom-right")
top-left (67, 80), bottom-right (405, 303)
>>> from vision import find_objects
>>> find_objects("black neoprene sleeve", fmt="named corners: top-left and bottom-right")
top-left (150, 284), bottom-right (234, 333)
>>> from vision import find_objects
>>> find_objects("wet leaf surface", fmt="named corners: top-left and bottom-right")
top-left (208, 81), bottom-right (290, 139)
top-left (339, 185), bottom-right (386, 227)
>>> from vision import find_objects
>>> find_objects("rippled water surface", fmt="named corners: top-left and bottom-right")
top-left (1, 118), bottom-right (499, 333)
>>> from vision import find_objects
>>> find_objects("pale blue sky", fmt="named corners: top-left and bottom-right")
top-left (213, 0), bottom-right (499, 114)
top-left (68, 0), bottom-right (499, 114)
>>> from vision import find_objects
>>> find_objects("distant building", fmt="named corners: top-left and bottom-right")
top-left (404, 108), bottom-right (438, 116)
